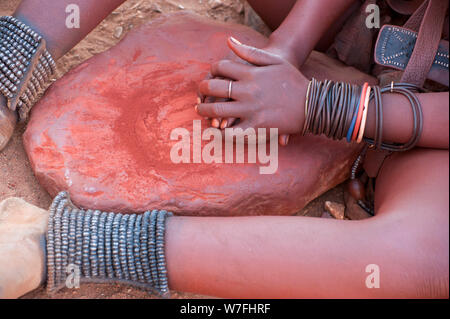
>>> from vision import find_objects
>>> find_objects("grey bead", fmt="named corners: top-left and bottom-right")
top-left (68, 209), bottom-right (77, 266)
top-left (105, 212), bottom-right (115, 278)
top-left (126, 214), bottom-right (138, 282)
top-left (97, 212), bottom-right (107, 277)
top-left (89, 210), bottom-right (100, 277)
top-left (140, 211), bottom-right (151, 283)
top-left (82, 210), bottom-right (92, 278)
top-left (112, 213), bottom-right (122, 279)
top-left (148, 211), bottom-right (158, 287)
top-left (45, 190), bottom-right (171, 296)
top-left (119, 214), bottom-right (130, 280)
top-left (133, 214), bottom-right (144, 282)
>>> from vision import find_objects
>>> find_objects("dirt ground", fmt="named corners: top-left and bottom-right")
top-left (1, 0), bottom-right (347, 299)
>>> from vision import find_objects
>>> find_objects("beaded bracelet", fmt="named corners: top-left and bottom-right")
top-left (0, 16), bottom-right (56, 121)
top-left (47, 192), bottom-right (173, 297)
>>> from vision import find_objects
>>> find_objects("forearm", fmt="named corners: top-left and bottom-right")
top-left (165, 214), bottom-right (442, 298)
top-left (267, 0), bottom-right (358, 67)
top-left (364, 92), bottom-right (449, 149)
top-left (13, 0), bottom-right (126, 60)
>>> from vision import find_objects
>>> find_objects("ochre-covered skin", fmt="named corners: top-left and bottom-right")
top-left (24, 13), bottom-right (374, 216)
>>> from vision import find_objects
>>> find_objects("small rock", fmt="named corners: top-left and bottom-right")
top-left (209, 0), bottom-right (222, 10)
top-left (344, 192), bottom-right (372, 220)
top-left (152, 3), bottom-right (162, 13)
top-left (324, 201), bottom-right (345, 220)
top-left (113, 26), bottom-right (123, 39)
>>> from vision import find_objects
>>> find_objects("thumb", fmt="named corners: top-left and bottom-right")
top-left (227, 37), bottom-right (282, 66)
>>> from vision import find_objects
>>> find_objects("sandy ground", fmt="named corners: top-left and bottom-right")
top-left (1, 0), bottom-right (346, 299)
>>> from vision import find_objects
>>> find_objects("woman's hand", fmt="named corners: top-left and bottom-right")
top-left (0, 97), bottom-right (17, 151)
top-left (197, 37), bottom-right (309, 145)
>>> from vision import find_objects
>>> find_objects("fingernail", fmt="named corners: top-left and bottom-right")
top-left (220, 119), bottom-right (228, 129)
top-left (195, 105), bottom-right (198, 112)
top-left (212, 118), bottom-right (220, 128)
top-left (230, 36), bottom-right (242, 45)
top-left (196, 97), bottom-right (201, 104)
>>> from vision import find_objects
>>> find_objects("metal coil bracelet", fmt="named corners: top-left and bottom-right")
top-left (302, 78), bottom-right (423, 152)
top-left (0, 16), bottom-right (56, 121)
top-left (46, 191), bottom-right (173, 297)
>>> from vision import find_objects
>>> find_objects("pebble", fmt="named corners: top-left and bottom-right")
top-left (324, 201), bottom-right (345, 220)
top-left (114, 26), bottom-right (123, 39)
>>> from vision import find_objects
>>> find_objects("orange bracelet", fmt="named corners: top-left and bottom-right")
top-left (357, 86), bottom-right (371, 143)
top-left (352, 82), bottom-right (369, 141)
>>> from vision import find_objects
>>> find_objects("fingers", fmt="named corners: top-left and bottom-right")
top-left (211, 60), bottom-right (252, 80)
top-left (198, 79), bottom-right (243, 100)
top-left (220, 117), bottom-right (236, 129)
top-left (197, 101), bottom-right (249, 119)
top-left (211, 118), bottom-right (221, 128)
top-left (227, 37), bottom-right (283, 66)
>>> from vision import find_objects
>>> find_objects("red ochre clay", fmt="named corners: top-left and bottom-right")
top-left (24, 13), bottom-right (374, 216)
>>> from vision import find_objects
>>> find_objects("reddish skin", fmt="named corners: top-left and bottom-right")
top-left (198, 45), bottom-right (310, 135)
top-left (24, 13), bottom-right (365, 216)
top-left (248, 0), bottom-right (358, 67)
top-left (193, 1), bottom-right (449, 297)
top-left (166, 149), bottom-right (449, 298)
top-left (13, 0), bottom-right (127, 60)
top-left (1, 0), bottom-right (449, 298)
top-left (0, 0), bottom-right (127, 150)
top-left (206, 0), bottom-right (357, 140)
top-left (197, 39), bottom-right (450, 150)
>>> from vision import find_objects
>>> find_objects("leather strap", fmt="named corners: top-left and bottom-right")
top-left (386, 0), bottom-right (423, 15)
top-left (374, 25), bottom-right (449, 86)
top-left (400, 0), bottom-right (448, 87)
top-left (374, 0), bottom-right (449, 87)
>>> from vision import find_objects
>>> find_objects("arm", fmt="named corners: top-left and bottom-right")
top-left (197, 40), bottom-right (449, 150)
top-left (0, 0), bottom-right (127, 150)
top-left (2, 151), bottom-right (448, 299)
top-left (13, 0), bottom-right (127, 60)
top-left (262, 0), bottom-right (358, 67)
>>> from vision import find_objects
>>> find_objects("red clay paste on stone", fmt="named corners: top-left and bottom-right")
top-left (24, 13), bottom-right (374, 216)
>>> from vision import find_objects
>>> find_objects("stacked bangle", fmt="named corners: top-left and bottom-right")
top-left (302, 78), bottom-right (423, 152)
top-left (0, 16), bottom-right (56, 121)
top-left (351, 83), bottom-right (369, 142)
top-left (356, 86), bottom-right (371, 143)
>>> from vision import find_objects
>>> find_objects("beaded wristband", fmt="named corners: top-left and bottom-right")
top-left (0, 16), bottom-right (56, 121)
top-left (46, 192), bottom-right (173, 297)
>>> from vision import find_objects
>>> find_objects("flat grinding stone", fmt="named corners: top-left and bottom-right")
top-left (24, 13), bottom-right (373, 216)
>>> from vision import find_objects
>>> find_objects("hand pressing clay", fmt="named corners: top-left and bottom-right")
top-left (24, 12), bottom-right (374, 216)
